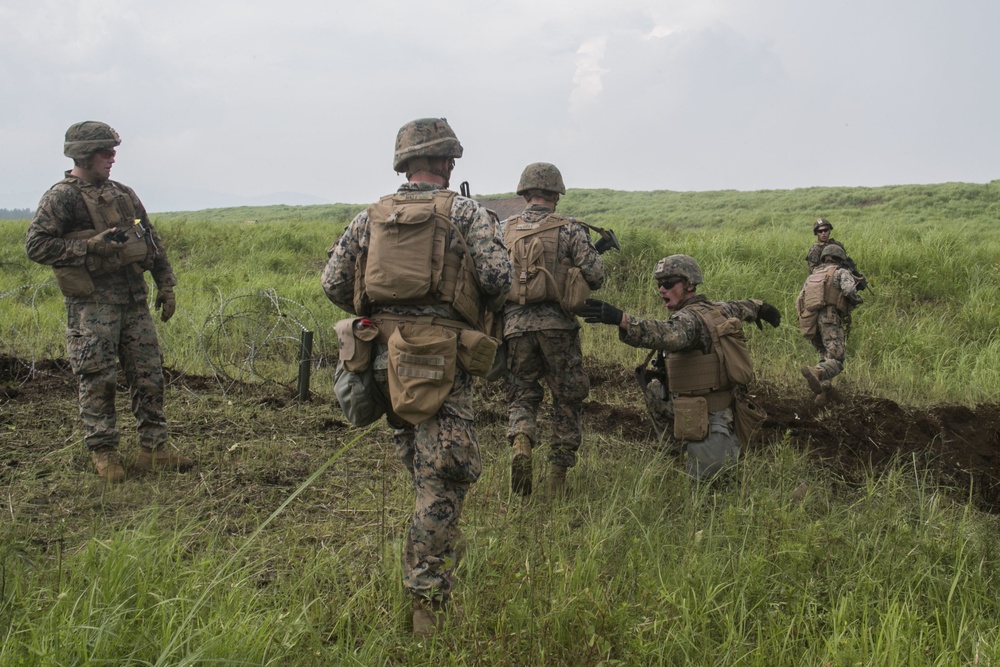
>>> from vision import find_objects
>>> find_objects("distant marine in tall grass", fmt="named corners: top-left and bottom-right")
top-left (797, 244), bottom-right (864, 407)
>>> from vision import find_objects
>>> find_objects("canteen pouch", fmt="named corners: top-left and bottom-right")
top-left (457, 328), bottom-right (499, 377)
top-left (387, 323), bottom-right (457, 426)
top-left (733, 396), bottom-right (767, 446)
top-left (334, 361), bottom-right (387, 427)
top-left (673, 395), bottom-right (709, 441)
top-left (335, 317), bottom-right (379, 373)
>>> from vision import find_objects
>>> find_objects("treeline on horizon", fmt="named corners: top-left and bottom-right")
top-left (0, 208), bottom-right (32, 220)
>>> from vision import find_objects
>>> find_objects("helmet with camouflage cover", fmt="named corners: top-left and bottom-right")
top-left (64, 121), bottom-right (121, 159)
top-left (654, 254), bottom-right (703, 286)
top-left (516, 162), bottom-right (566, 196)
top-left (393, 118), bottom-right (463, 172)
top-left (813, 218), bottom-right (833, 234)
top-left (820, 244), bottom-right (847, 262)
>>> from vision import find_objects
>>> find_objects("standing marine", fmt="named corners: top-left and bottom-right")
top-left (500, 162), bottom-right (606, 497)
top-left (797, 244), bottom-right (863, 406)
top-left (24, 121), bottom-right (192, 483)
top-left (580, 255), bottom-right (781, 479)
top-left (321, 118), bottom-right (512, 636)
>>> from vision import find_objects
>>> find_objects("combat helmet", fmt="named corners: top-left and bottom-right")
top-left (820, 244), bottom-right (847, 262)
top-left (654, 254), bottom-right (703, 286)
top-left (813, 218), bottom-right (833, 234)
top-left (393, 118), bottom-right (463, 172)
top-left (64, 121), bottom-right (121, 159)
top-left (516, 162), bottom-right (566, 196)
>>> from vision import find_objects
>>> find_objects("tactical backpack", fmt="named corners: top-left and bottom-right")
top-left (797, 264), bottom-right (849, 336)
top-left (503, 213), bottom-right (590, 313)
top-left (357, 189), bottom-right (483, 326)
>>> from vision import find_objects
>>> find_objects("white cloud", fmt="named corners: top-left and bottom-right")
top-left (570, 37), bottom-right (610, 114)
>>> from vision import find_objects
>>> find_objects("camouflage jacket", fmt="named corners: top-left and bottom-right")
top-left (805, 238), bottom-right (846, 273)
top-left (619, 295), bottom-right (762, 353)
top-left (24, 172), bottom-right (177, 305)
top-left (321, 181), bottom-right (512, 321)
top-left (499, 205), bottom-right (605, 336)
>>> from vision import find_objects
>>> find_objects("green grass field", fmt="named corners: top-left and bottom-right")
top-left (1, 181), bottom-right (999, 665)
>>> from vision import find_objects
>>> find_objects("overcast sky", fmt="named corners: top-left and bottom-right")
top-left (2, 0), bottom-right (998, 213)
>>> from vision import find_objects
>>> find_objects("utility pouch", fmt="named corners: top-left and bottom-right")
top-left (482, 311), bottom-right (507, 381)
top-left (457, 328), bottom-right (499, 377)
top-left (53, 230), bottom-right (98, 297)
top-left (387, 323), bottom-right (457, 426)
top-left (53, 266), bottom-right (94, 298)
top-left (733, 396), bottom-right (767, 446)
top-left (560, 263), bottom-right (591, 314)
top-left (335, 317), bottom-right (379, 373)
top-left (673, 395), bottom-right (709, 441)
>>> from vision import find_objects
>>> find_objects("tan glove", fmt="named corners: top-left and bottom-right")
top-left (85, 228), bottom-right (127, 257)
top-left (154, 287), bottom-right (176, 322)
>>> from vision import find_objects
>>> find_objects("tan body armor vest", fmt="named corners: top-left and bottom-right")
top-left (52, 179), bottom-right (155, 297)
top-left (665, 302), bottom-right (754, 413)
top-left (503, 213), bottom-right (589, 311)
top-left (355, 190), bottom-right (482, 326)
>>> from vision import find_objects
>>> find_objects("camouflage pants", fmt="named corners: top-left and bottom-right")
top-left (807, 309), bottom-right (847, 387)
top-left (375, 362), bottom-right (480, 602)
top-left (504, 330), bottom-right (589, 468)
top-left (65, 301), bottom-right (167, 452)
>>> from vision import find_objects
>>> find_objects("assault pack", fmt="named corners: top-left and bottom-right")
top-left (503, 213), bottom-right (591, 313)
top-left (356, 189), bottom-right (483, 327)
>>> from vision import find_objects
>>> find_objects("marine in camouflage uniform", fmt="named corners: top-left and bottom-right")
top-left (806, 218), bottom-right (847, 273)
top-left (797, 245), bottom-right (862, 406)
top-left (320, 118), bottom-right (511, 635)
top-left (24, 121), bottom-right (192, 483)
top-left (581, 255), bottom-right (781, 479)
top-left (500, 162), bottom-right (605, 496)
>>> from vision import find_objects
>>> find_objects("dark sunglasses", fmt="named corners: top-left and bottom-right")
top-left (95, 149), bottom-right (116, 159)
top-left (815, 227), bottom-right (831, 234)
top-left (657, 277), bottom-right (683, 290)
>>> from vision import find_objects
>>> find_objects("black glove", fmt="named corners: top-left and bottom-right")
top-left (580, 299), bottom-right (624, 326)
top-left (594, 236), bottom-right (612, 254)
top-left (755, 303), bottom-right (781, 330)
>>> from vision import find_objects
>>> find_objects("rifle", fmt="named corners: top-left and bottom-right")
top-left (582, 222), bottom-right (621, 254)
top-left (635, 349), bottom-right (668, 395)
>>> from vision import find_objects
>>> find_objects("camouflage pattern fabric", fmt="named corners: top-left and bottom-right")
top-left (321, 181), bottom-right (511, 602)
top-left (504, 330), bottom-right (589, 468)
top-left (799, 265), bottom-right (861, 388)
top-left (67, 301), bottom-right (168, 450)
top-left (618, 295), bottom-right (763, 479)
top-left (25, 173), bottom-right (176, 453)
top-left (499, 205), bottom-right (605, 336)
top-left (805, 238), bottom-right (846, 273)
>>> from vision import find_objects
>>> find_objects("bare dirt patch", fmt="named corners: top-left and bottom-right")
top-left (3, 355), bottom-right (999, 514)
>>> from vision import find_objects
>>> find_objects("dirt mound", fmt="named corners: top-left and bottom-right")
top-left (3, 354), bottom-right (999, 512)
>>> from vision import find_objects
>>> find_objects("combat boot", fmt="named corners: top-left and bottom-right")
top-left (411, 596), bottom-right (462, 638)
top-left (135, 446), bottom-right (194, 472)
top-left (511, 434), bottom-right (532, 496)
top-left (91, 447), bottom-right (126, 483)
top-left (549, 464), bottom-right (568, 497)
top-left (800, 366), bottom-right (824, 395)
top-left (814, 391), bottom-right (830, 407)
